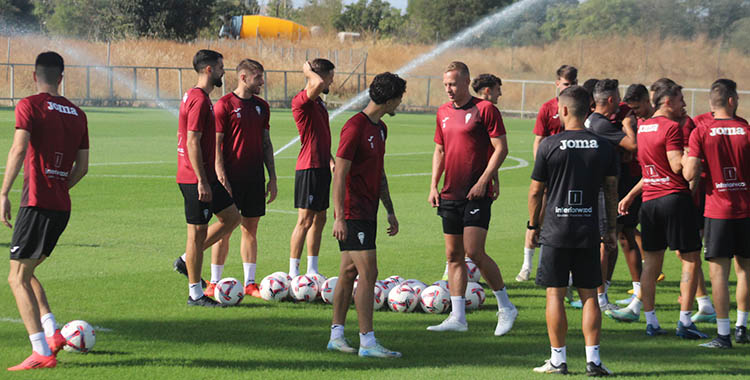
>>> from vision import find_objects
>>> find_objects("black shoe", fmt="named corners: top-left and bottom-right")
top-left (187, 295), bottom-right (225, 307)
top-left (699, 334), bottom-right (732, 349)
top-left (586, 362), bottom-right (613, 377)
top-left (736, 326), bottom-right (749, 344)
top-left (173, 257), bottom-right (207, 288)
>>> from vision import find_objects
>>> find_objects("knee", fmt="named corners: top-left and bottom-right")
top-left (315, 212), bottom-right (327, 227)
top-left (297, 215), bottom-right (314, 230)
top-left (7, 271), bottom-right (25, 289)
top-left (358, 268), bottom-right (378, 284)
top-left (341, 265), bottom-right (357, 281)
top-left (465, 250), bottom-right (485, 263)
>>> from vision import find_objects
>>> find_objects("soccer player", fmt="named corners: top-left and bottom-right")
top-left (529, 85), bottom-right (617, 376)
top-left (3, 52), bottom-right (89, 371)
top-left (288, 59), bottom-right (335, 278)
top-left (427, 62), bottom-right (517, 335)
top-left (684, 79), bottom-right (750, 348)
top-left (176, 50), bottom-right (241, 307)
top-left (616, 80), bottom-right (709, 339)
top-left (518, 65), bottom-right (578, 283)
top-left (205, 59), bottom-right (277, 298)
top-left (327, 72), bottom-right (405, 358)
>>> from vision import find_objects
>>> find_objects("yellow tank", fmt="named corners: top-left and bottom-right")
top-left (231, 15), bottom-right (309, 40)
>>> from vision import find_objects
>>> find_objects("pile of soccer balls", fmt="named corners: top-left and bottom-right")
top-left (256, 258), bottom-right (485, 314)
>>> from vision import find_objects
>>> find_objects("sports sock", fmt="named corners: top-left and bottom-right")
top-left (493, 287), bottom-right (513, 309)
top-left (30, 332), bottom-right (51, 356)
top-left (359, 331), bottom-right (376, 347)
top-left (522, 248), bottom-right (534, 270)
top-left (189, 282), bottom-right (203, 300)
top-left (550, 346), bottom-right (566, 367)
top-left (737, 310), bottom-right (749, 327)
top-left (696, 296), bottom-right (715, 314)
top-left (289, 258), bottom-right (300, 277)
top-left (717, 318), bottom-right (731, 336)
top-left (598, 292), bottom-right (608, 307)
top-left (632, 282), bottom-right (641, 297)
top-left (307, 256), bottom-right (319, 275)
top-left (330, 324), bottom-right (345, 341)
top-left (243, 263), bottom-right (256, 286)
top-left (645, 310), bottom-right (659, 328)
top-left (568, 273), bottom-right (574, 287)
top-left (585, 345), bottom-right (601, 366)
top-left (180, 253), bottom-right (187, 261)
top-left (40, 313), bottom-right (57, 337)
top-left (210, 264), bottom-right (224, 284)
top-left (450, 296), bottom-right (467, 324)
top-left (627, 297), bottom-right (642, 315)
top-left (604, 280), bottom-right (611, 293)
top-left (679, 310), bottom-right (692, 326)
top-left (443, 261), bottom-right (449, 277)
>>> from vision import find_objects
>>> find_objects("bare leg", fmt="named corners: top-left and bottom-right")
top-left (579, 288), bottom-right (601, 346)
top-left (211, 233), bottom-right (231, 266)
top-left (677, 250), bottom-right (701, 312)
top-left (331, 252), bottom-right (356, 326)
top-left (8, 258), bottom-right (46, 335)
top-left (350, 250), bottom-right (378, 333)
top-left (240, 217), bottom-right (260, 264)
top-left (546, 287), bottom-right (568, 347)
top-left (186, 224), bottom-right (208, 284)
top-left (305, 210), bottom-right (327, 258)
top-left (641, 250), bottom-right (665, 312)
top-left (290, 208), bottom-right (317, 260)
top-left (465, 227), bottom-right (504, 291)
top-left (618, 227), bottom-right (642, 283)
top-left (444, 234), bottom-right (467, 297)
top-left (708, 258), bottom-right (731, 320)
top-left (202, 205), bottom-right (240, 250)
top-left (736, 257), bottom-right (750, 313)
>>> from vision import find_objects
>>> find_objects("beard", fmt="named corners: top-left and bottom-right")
top-left (213, 76), bottom-right (223, 88)
top-left (322, 87), bottom-right (330, 95)
top-left (251, 86), bottom-right (261, 95)
top-left (387, 110), bottom-right (396, 116)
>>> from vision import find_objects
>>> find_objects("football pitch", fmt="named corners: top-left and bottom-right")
top-left (0, 106), bottom-right (747, 379)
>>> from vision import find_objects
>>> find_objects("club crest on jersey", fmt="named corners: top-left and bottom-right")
top-left (465, 114), bottom-right (472, 124)
top-left (559, 139), bottom-right (599, 150)
top-left (232, 107), bottom-right (242, 119)
top-left (357, 232), bottom-right (365, 245)
top-left (380, 130), bottom-right (385, 141)
top-left (441, 117), bottom-right (450, 129)
top-left (368, 135), bottom-right (375, 149)
top-left (553, 114), bottom-right (559, 119)
top-left (203, 209), bottom-right (210, 220)
top-left (256, 105), bottom-right (262, 115)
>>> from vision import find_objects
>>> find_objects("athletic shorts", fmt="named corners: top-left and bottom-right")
top-left (231, 181), bottom-right (265, 218)
top-left (597, 190), bottom-right (607, 236)
top-left (10, 207), bottom-right (70, 260)
top-left (617, 174), bottom-right (642, 228)
top-left (703, 218), bottom-right (750, 260)
top-left (294, 168), bottom-right (331, 211)
top-left (640, 193), bottom-right (702, 252)
top-left (695, 185), bottom-right (706, 231)
top-left (178, 182), bottom-right (234, 225)
top-left (535, 245), bottom-right (602, 289)
top-left (437, 197), bottom-right (492, 235)
top-left (338, 219), bottom-right (377, 251)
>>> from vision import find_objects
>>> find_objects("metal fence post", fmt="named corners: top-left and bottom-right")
top-left (691, 90), bottom-right (696, 116)
top-left (109, 66), bottom-right (114, 100)
top-left (521, 81), bottom-right (526, 118)
top-left (9, 64), bottom-right (14, 105)
top-left (155, 68), bottom-right (160, 100)
top-left (263, 71), bottom-right (268, 100)
top-left (426, 77), bottom-right (431, 107)
top-left (61, 75), bottom-right (65, 96)
top-left (86, 66), bottom-right (91, 100)
top-left (133, 67), bottom-right (137, 100)
top-left (284, 70), bottom-right (288, 102)
top-left (178, 68), bottom-right (183, 98)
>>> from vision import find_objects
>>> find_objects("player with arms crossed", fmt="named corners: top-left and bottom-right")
top-left (288, 59), bottom-right (335, 277)
top-left (427, 62), bottom-right (517, 335)
top-left (529, 85), bottom-right (617, 376)
top-left (327, 72), bottom-right (406, 358)
top-left (206, 59), bottom-right (277, 298)
top-left (684, 79), bottom-right (750, 348)
top-left (3, 52), bottom-right (89, 370)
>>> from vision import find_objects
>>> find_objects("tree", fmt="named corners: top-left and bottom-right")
top-left (0, 0), bottom-right (36, 32)
top-left (406, 0), bottom-right (512, 43)
top-left (112, 0), bottom-right (216, 41)
top-left (332, 0), bottom-right (406, 37)
top-left (44, 0), bottom-right (115, 40)
top-left (295, 0), bottom-right (343, 32)
top-left (203, 0), bottom-right (260, 39)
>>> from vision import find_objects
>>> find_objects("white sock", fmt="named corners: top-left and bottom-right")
top-left (550, 346), bottom-right (566, 366)
top-left (359, 331), bottom-right (376, 347)
top-left (289, 258), bottom-right (300, 277)
top-left (307, 256), bottom-right (319, 275)
top-left (632, 282), bottom-right (641, 298)
top-left (679, 310), bottom-right (692, 326)
top-left (604, 280), bottom-right (611, 293)
top-left (568, 273), bottom-right (574, 287)
top-left (598, 292), bottom-right (608, 307)
top-left (522, 248), bottom-right (534, 270)
top-left (40, 313), bottom-right (57, 337)
top-left (243, 263), bottom-right (256, 286)
top-left (585, 345), bottom-right (601, 365)
top-left (737, 310), bottom-right (748, 327)
top-left (210, 264), bottom-right (224, 284)
top-left (29, 332), bottom-right (51, 356)
top-left (181, 252), bottom-right (187, 261)
top-left (717, 318), bottom-right (731, 336)
top-left (450, 296), bottom-right (467, 324)
top-left (330, 324), bottom-right (345, 340)
top-left (696, 296), bottom-right (715, 314)
top-left (627, 297), bottom-right (642, 315)
top-left (443, 261), bottom-right (449, 277)
top-left (645, 310), bottom-right (659, 328)
top-left (189, 282), bottom-right (203, 300)
top-left (493, 287), bottom-right (513, 309)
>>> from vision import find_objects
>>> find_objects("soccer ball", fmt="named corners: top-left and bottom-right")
top-left (431, 280), bottom-right (450, 291)
top-left (214, 277), bottom-right (244, 305)
top-left (61, 320), bottom-right (95, 353)
top-left (381, 278), bottom-right (399, 298)
top-left (308, 273), bottom-right (327, 289)
top-left (404, 279), bottom-right (427, 297)
top-left (260, 274), bottom-right (289, 301)
top-left (373, 281), bottom-right (387, 310)
top-left (420, 285), bottom-right (450, 314)
top-left (321, 277), bottom-right (338, 304)
top-left (388, 284), bottom-right (418, 312)
top-left (465, 281), bottom-right (486, 310)
top-left (466, 260), bottom-right (481, 282)
top-left (386, 275), bottom-right (405, 285)
top-left (270, 271), bottom-right (292, 283)
top-left (291, 274), bottom-right (319, 302)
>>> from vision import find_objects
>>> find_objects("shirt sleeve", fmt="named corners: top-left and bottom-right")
top-left (680, 117), bottom-right (696, 146)
top-left (336, 120), bottom-right (359, 161)
top-left (213, 99), bottom-right (228, 134)
top-left (533, 103), bottom-right (549, 136)
top-left (263, 101), bottom-right (270, 130)
top-left (14, 98), bottom-right (33, 132)
top-left (78, 110), bottom-right (90, 150)
top-left (592, 119), bottom-right (626, 146)
top-left (434, 113), bottom-right (444, 145)
top-left (603, 141), bottom-right (618, 177)
top-left (530, 140), bottom-right (549, 182)
top-left (688, 128), bottom-right (704, 158)
top-left (483, 104), bottom-right (507, 138)
top-left (665, 122), bottom-right (684, 152)
top-left (187, 95), bottom-right (211, 133)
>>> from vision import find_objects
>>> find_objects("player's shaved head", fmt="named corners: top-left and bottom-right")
top-left (446, 61), bottom-right (470, 80)
top-left (558, 85), bottom-right (590, 119)
top-left (593, 79), bottom-right (619, 105)
top-left (709, 79), bottom-right (738, 108)
top-left (35, 51), bottom-right (64, 85)
top-left (236, 58), bottom-right (264, 74)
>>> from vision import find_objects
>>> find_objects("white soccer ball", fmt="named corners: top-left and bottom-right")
top-left (466, 260), bottom-right (481, 282)
top-left (213, 277), bottom-right (244, 305)
top-left (431, 280), bottom-right (450, 291)
top-left (61, 320), bottom-right (96, 353)
top-left (321, 277), bottom-right (338, 304)
top-left (373, 280), bottom-right (387, 310)
top-left (260, 274), bottom-right (289, 301)
top-left (388, 284), bottom-right (418, 312)
top-left (386, 275), bottom-right (405, 285)
top-left (465, 282), bottom-right (486, 310)
top-left (381, 278), bottom-right (399, 298)
top-left (291, 274), bottom-right (319, 302)
top-left (404, 279), bottom-right (427, 297)
top-left (271, 271), bottom-right (292, 283)
top-left (420, 285), bottom-right (451, 314)
top-left (308, 273), bottom-right (327, 289)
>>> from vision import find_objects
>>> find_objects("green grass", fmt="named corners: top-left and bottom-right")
top-left (0, 106), bottom-right (747, 379)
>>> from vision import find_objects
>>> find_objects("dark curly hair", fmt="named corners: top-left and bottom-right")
top-left (369, 72), bottom-right (406, 105)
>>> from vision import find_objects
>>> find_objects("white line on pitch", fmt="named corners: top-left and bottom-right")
top-left (0, 317), bottom-right (113, 332)
top-left (275, 151), bottom-right (434, 159)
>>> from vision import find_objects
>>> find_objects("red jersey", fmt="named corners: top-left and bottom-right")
top-left (215, 93), bottom-right (270, 183)
top-left (637, 116), bottom-right (689, 202)
top-left (435, 97), bottom-right (506, 200)
top-left (292, 90), bottom-right (331, 170)
top-left (694, 112), bottom-right (748, 129)
top-left (14, 93), bottom-right (89, 211)
top-left (688, 118), bottom-right (750, 219)
top-left (177, 88), bottom-right (216, 184)
top-left (533, 97), bottom-right (562, 137)
top-left (679, 116), bottom-right (696, 146)
top-left (336, 112), bottom-right (387, 221)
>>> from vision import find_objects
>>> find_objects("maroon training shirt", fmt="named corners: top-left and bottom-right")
top-left (215, 93), bottom-right (270, 183)
top-left (292, 90), bottom-right (331, 171)
top-left (533, 97), bottom-right (562, 137)
top-left (636, 116), bottom-right (689, 202)
top-left (177, 88), bottom-right (216, 184)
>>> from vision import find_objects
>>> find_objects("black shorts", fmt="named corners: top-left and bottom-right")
top-left (640, 193), bottom-right (702, 252)
top-left (294, 168), bottom-right (331, 211)
top-left (617, 174), bottom-right (642, 228)
top-left (437, 197), bottom-right (492, 235)
top-left (10, 207), bottom-right (70, 260)
top-left (695, 186), bottom-right (706, 231)
top-left (704, 218), bottom-right (750, 260)
top-left (178, 182), bottom-right (234, 225)
top-left (231, 181), bottom-right (265, 218)
top-left (338, 220), bottom-right (377, 251)
top-left (535, 245), bottom-right (602, 289)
